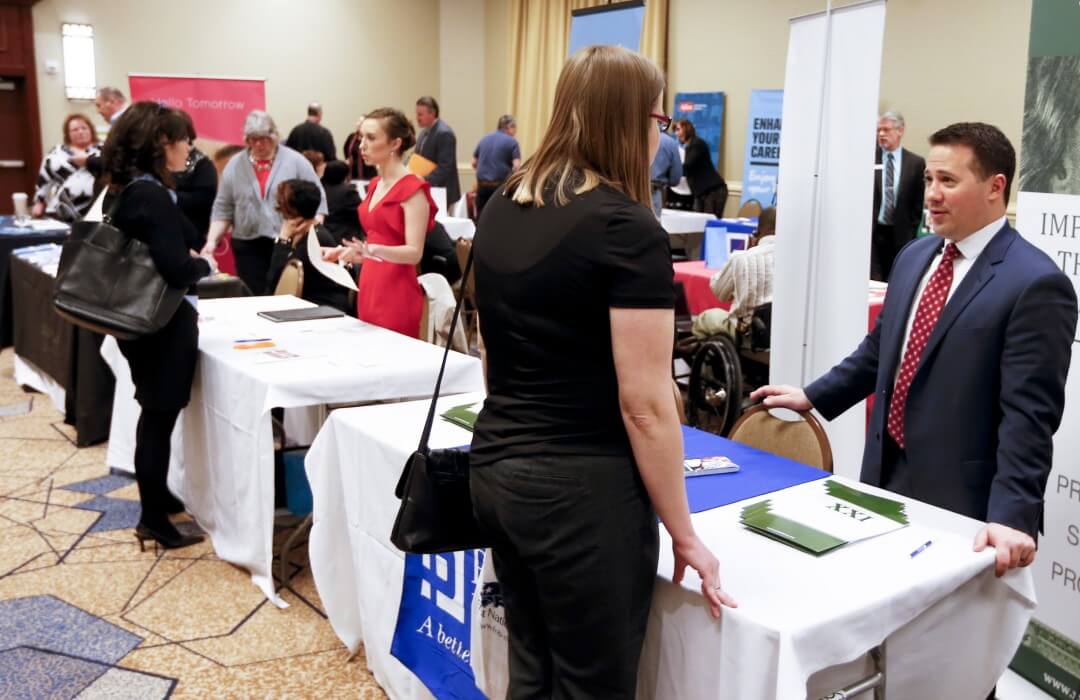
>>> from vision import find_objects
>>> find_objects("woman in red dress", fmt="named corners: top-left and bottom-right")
top-left (326, 107), bottom-right (435, 337)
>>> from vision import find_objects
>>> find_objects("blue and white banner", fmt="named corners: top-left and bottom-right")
top-left (740, 89), bottom-right (784, 207)
top-left (392, 550), bottom-right (488, 700)
top-left (672, 92), bottom-right (726, 176)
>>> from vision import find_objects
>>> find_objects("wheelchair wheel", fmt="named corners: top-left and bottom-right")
top-left (687, 334), bottom-right (742, 435)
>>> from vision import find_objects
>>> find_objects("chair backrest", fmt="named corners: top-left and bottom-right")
top-left (737, 198), bottom-right (762, 219)
top-left (455, 238), bottom-right (475, 298)
top-left (672, 378), bottom-right (687, 424)
top-left (728, 404), bottom-right (833, 472)
top-left (274, 258), bottom-right (304, 297)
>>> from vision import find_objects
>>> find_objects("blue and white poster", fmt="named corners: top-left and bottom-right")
top-left (568, 1), bottom-right (645, 56)
top-left (672, 92), bottom-right (726, 175)
top-left (392, 550), bottom-right (487, 700)
top-left (740, 89), bottom-right (784, 207)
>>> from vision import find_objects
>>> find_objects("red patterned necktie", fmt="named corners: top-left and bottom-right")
top-left (886, 242), bottom-right (961, 448)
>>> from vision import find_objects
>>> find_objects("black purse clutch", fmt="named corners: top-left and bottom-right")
top-left (53, 182), bottom-right (185, 340)
top-left (390, 247), bottom-right (489, 554)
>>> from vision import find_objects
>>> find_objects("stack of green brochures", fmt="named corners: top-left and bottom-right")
top-left (440, 402), bottom-right (482, 431)
top-left (740, 480), bottom-right (908, 556)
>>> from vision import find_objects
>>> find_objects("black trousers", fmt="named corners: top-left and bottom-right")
top-left (134, 406), bottom-right (181, 529)
top-left (693, 188), bottom-right (726, 218)
top-left (471, 454), bottom-right (659, 700)
top-left (232, 236), bottom-right (275, 296)
top-left (475, 185), bottom-right (500, 218)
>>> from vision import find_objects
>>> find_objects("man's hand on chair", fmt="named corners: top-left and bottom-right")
top-left (749, 385), bottom-right (812, 411)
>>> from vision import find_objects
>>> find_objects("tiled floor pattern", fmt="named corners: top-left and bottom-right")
top-left (0, 348), bottom-right (387, 699)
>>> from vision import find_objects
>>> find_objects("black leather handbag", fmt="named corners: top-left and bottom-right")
top-left (53, 182), bottom-right (185, 340)
top-left (390, 247), bottom-right (489, 554)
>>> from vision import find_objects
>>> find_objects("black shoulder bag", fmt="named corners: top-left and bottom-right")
top-left (390, 247), bottom-right (489, 554)
top-left (53, 181), bottom-right (185, 340)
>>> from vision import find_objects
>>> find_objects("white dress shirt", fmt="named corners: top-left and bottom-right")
top-left (895, 215), bottom-right (1006, 370)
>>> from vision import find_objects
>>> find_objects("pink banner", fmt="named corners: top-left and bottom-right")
top-left (128, 75), bottom-right (265, 145)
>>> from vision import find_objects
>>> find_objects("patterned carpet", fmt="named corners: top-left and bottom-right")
top-left (0, 349), bottom-right (388, 699)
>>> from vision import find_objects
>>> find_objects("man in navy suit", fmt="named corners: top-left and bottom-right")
top-left (753, 122), bottom-right (1077, 578)
top-left (415, 96), bottom-right (461, 209)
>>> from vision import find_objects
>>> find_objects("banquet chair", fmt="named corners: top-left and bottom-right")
top-left (273, 258), bottom-right (304, 297)
top-left (728, 404), bottom-right (833, 472)
top-left (737, 198), bottom-right (763, 218)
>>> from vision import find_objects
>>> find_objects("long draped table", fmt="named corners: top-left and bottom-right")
top-left (305, 394), bottom-right (1035, 699)
top-left (101, 296), bottom-right (484, 606)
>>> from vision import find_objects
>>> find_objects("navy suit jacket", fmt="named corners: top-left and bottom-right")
top-left (416, 119), bottom-right (461, 205)
top-left (805, 224), bottom-right (1077, 537)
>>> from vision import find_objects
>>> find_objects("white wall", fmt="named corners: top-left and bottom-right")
top-left (668, 0), bottom-right (1032, 208)
top-left (32, 0), bottom-right (441, 156)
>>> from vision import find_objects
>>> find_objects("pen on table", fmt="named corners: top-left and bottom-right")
top-left (234, 338), bottom-right (271, 343)
top-left (909, 540), bottom-right (933, 558)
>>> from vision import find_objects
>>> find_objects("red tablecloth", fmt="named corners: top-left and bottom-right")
top-left (674, 261), bottom-right (886, 331)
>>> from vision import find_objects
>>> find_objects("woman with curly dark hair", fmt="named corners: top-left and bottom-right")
top-left (102, 101), bottom-right (217, 550)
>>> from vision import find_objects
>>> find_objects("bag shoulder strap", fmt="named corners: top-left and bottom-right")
top-left (102, 179), bottom-right (151, 225)
top-left (416, 244), bottom-right (475, 454)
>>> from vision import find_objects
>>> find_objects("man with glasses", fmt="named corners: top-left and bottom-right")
top-left (872, 111), bottom-right (926, 282)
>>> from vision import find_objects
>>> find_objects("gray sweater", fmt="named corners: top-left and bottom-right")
top-left (210, 145), bottom-right (328, 241)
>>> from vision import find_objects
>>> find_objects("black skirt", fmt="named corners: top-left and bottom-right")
top-left (117, 301), bottom-right (199, 411)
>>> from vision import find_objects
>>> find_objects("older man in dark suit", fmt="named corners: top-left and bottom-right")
top-left (415, 96), bottom-right (461, 209)
top-left (872, 111), bottom-right (926, 282)
top-left (754, 122), bottom-right (1077, 581)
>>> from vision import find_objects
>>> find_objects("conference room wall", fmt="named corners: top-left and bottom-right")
top-left (31, 0), bottom-right (443, 162)
top-left (668, 0), bottom-right (1031, 210)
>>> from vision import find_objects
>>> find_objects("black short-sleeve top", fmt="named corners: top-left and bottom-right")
top-left (469, 184), bottom-right (674, 467)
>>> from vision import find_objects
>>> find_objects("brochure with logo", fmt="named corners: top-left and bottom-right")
top-left (740, 480), bottom-right (908, 556)
top-left (440, 402), bottom-right (482, 432)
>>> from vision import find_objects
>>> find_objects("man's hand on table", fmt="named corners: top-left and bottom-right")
top-left (974, 523), bottom-right (1036, 577)
top-left (749, 385), bottom-right (812, 412)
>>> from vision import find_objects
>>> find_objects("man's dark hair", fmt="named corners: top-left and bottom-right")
top-left (928, 122), bottom-right (1016, 202)
top-left (276, 178), bottom-right (322, 220)
top-left (323, 160), bottom-right (350, 186)
top-left (757, 207), bottom-right (777, 237)
top-left (416, 96), bottom-right (440, 117)
top-left (307, 102), bottom-right (322, 117)
top-left (102, 101), bottom-right (193, 188)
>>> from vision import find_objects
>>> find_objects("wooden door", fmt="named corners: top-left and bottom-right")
top-left (0, 3), bottom-right (42, 215)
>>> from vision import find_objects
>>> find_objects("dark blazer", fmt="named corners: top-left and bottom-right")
top-left (806, 224), bottom-right (1077, 537)
top-left (873, 147), bottom-right (926, 241)
top-left (286, 120), bottom-right (336, 164)
top-left (415, 119), bottom-right (461, 205)
top-left (173, 153), bottom-right (217, 244)
top-left (682, 137), bottom-right (725, 198)
top-left (323, 183), bottom-right (364, 243)
top-left (265, 224), bottom-right (349, 312)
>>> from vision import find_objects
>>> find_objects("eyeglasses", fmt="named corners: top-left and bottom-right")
top-left (650, 113), bottom-right (672, 133)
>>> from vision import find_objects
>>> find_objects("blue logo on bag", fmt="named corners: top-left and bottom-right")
top-left (392, 550), bottom-right (487, 700)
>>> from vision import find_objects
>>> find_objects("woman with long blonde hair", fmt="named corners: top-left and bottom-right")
top-left (469, 45), bottom-right (736, 698)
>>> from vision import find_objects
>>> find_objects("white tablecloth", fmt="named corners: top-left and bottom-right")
top-left (305, 395), bottom-right (1036, 700)
top-left (661, 208), bottom-right (717, 234)
top-left (102, 296), bottom-right (484, 607)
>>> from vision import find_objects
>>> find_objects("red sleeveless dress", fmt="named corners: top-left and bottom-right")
top-left (356, 174), bottom-right (437, 337)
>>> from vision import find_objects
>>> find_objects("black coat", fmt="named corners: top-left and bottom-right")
top-left (682, 137), bottom-right (726, 197)
top-left (172, 154), bottom-right (217, 244)
top-left (323, 183), bottom-right (364, 243)
top-left (286, 120), bottom-right (336, 164)
top-left (265, 224), bottom-right (350, 312)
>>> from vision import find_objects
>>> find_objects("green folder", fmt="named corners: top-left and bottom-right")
top-left (440, 402), bottom-right (480, 432)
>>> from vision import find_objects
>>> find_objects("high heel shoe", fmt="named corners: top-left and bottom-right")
top-left (134, 522), bottom-right (205, 551)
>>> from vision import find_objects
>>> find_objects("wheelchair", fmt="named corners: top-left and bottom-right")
top-left (675, 298), bottom-right (771, 436)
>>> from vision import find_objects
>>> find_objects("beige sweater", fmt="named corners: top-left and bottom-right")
top-left (708, 236), bottom-right (775, 323)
